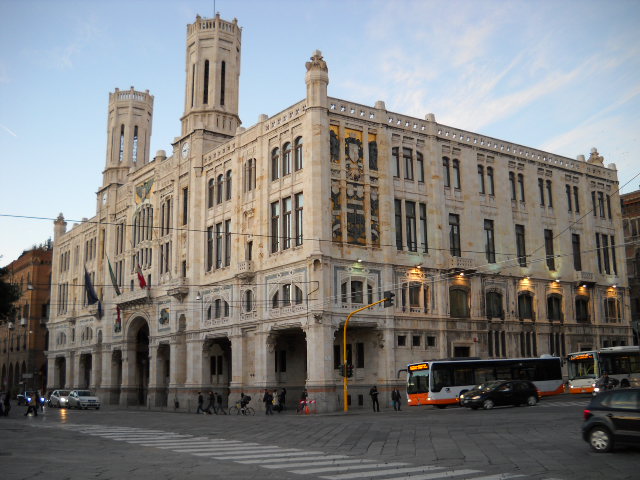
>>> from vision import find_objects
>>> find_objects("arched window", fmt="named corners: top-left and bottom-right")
top-left (203, 59), bottom-right (209, 104)
top-left (271, 148), bottom-right (280, 181)
top-left (244, 290), bottom-right (254, 312)
top-left (207, 305), bottom-right (212, 320)
top-left (509, 172), bottom-right (516, 200)
top-left (486, 167), bottom-right (494, 195)
top-left (132, 126), bottom-right (138, 163)
top-left (118, 124), bottom-right (125, 162)
top-left (272, 291), bottom-right (280, 309)
top-left (604, 298), bottom-right (621, 323)
top-left (486, 291), bottom-right (504, 319)
top-left (223, 300), bottom-right (230, 317)
top-left (294, 137), bottom-right (303, 171)
top-left (478, 165), bottom-right (485, 194)
top-left (442, 157), bottom-right (451, 187)
top-left (575, 297), bottom-right (589, 323)
top-left (214, 299), bottom-right (221, 318)
top-left (518, 293), bottom-right (534, 320)
top-left (294, 285), bottom-right (304, 305)
top-left (225, 170), bottom-right (232, 201)
top-left (208, 178), bottom-right (215, 208)
top-left (449, 288), bottom-right (469, 317)
top-left (547, 295), bottom-right (563, 322)
top-left (216, 174), bottom-right (224, 204)
top-left (282, 142), bottom-right (291, 176)
top-left (452, 159), bottom-right (461, 189)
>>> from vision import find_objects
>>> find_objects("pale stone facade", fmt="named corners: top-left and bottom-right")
top-left (46, 14), bottom-right (632, 411)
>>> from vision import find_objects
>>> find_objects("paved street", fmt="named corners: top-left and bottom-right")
top-left (1, 395), bottom-right (637, 480)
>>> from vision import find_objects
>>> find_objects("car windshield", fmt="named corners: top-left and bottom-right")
top-left (77, 391), bottom-right (92, 397)
top-left (58, 391), bottom-right (70, 396)
top-left (475, 381), bottom-right (505, 391)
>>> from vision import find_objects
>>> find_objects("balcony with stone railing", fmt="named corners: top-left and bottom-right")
top-left (237, 260), bottom-right (255, 279)
top-left (116, 288), bottom-right (151, 309)
top-left (448, 256), bottom-right (477, 273)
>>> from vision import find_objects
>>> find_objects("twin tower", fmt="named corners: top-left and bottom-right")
top-left (103, 14), bottom-right (242, 187)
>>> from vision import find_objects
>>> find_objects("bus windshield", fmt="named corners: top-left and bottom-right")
top-left (407, 370), bottom-right (429, 394)
top-left (568, 358), bottom-right (596, 379)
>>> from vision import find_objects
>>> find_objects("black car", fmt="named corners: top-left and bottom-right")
top-left (459, 380), bottom-right (539, 410)
top-left (582, 388), bottom-right (640, 452)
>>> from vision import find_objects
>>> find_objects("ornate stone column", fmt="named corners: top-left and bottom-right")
top-left (66, 352), bottom-right (75, 389)
top-left (46, 353), bottom-right (57, 389)
top-left (119, 341), bottom-right (137, 406)
top-left (147, 341), bottom-right (160, 407)
top-left (90, 346), bottom-right (103, 391)
top-left (228, 330), bottom-right (244, 399)
top-left (305, 321), bottom-right (339, 413)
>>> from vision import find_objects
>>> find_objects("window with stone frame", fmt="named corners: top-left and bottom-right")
top-left (547, 295), bottom-right (563, 322)
top-left (518, 292), bottom-right (534, 320)
top-left (271, 147), bottom-right (280, 181)
top-left (341, 279), bottom-right (374, 306)
top-left (294, 137), bottom-right (303, 171)
top-left (575, 296), bottom-right (589, 323)
top-left (604, 297), bottom-right (621, 323)
top-left (449, 288), bottom-right (469, 318)
top-left (243, 290), bottom-right (254, 312)
top-left (485, 291), bottom-right (504, 319)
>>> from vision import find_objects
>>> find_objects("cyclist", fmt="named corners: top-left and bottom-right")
top-left (239, 393), bottom-right (251, 415)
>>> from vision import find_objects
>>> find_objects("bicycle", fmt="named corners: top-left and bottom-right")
top-left (229, 402), bottom-right (255, 415)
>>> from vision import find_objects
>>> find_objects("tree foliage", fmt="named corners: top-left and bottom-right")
top-left (0, 266), bottom-right (21, 321)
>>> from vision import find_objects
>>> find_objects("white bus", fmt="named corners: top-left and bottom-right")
top-left (406, 356), bottom-right (564, 408)
top-left (566, 346), bottom-right (640, 394)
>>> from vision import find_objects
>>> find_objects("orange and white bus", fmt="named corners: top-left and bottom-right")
top-left (406, 356), bottom-right (564, 408)
top-left (566, 346), bottom-right (640, 394)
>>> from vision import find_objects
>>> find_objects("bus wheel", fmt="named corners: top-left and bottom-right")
top-left (435, 405), bottom-right (447, 409)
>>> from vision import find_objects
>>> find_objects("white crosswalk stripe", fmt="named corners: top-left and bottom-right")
top-left (46, 424), bottom-right (542, 480)
top-left (289, 462), bottom-right (409, 474)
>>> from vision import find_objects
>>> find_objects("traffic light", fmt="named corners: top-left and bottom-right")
top-left (346, 364), bottom-right (354, 378)
top-left (383, 291), bottom-right (395, 307)
top-left (338, 364), bottom-right (345, 377)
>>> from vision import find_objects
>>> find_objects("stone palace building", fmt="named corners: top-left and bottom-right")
top-left (46, 14), bottom-right (632, 411)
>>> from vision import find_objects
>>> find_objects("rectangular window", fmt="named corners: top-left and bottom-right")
top-left (403, 147), bottom-right (413, 180)
top-left (392, 147), bottom-right (400, 178)
top-left (295, 193), bottom-right (303, 246)
top-left (220, 60), bottom-right (226, 106)
top-left (592, 191), bottom-right (597, 216)
top-left (426, 336), bottom-right (436, 347)
top-left (566, 185), bottom-right (572, 211)
top-left (334, 344), bottom-right (341, 369)
top-left (282, 197), bottom-right (292, 250)
top-left (544, 229), bottom-right (555, 270)
top-left (395, 199), bottom-right (403, 250)
top-left (573, 186), bottom-right (580, 212)
top-left (602, 234), bottom-right (610, 274)
top-left (412, 335), bottom-right (421, 347)
top-left (610, 235), bottom-right (617, 275)
top-left (572, 234), bottom-right (582, 271)
top-left (509, 172), bottom-right (516, 200)
top-left (478, 165), bottom-right (485, 194)
top-left (224, 219), bottom-right (231, 267)
top-left (397, 335), bottom-right (406, 347)
top-left (538, 179), bottom-right (545, 206)
top-left (596, 233), bottom-right (602, 273)
top-left (449, 213), bottom-right (461, 257)
top-left (484, 219), bottom-right (495, 263)
top-left (419, 203), bottom-right (428, 253)
top-left (182, 187), bottom-right (188, 225)
top-left (206, 226), bottom-right (213, 271)
top-left (406, 201), bottom-right (417, 252)
top-left (518, 174), bottom-right (525, 202)
top-left (271, 201), bottom-right (280, 253)
top-left (215, 223), bottom-right (223, 268)
top-left (606, 195), bottom-right (612, 219)
top-left (487, 167), bottom-right (494, 195)
top-left (356, 342), bottom-right (365, 368)
top-left (598, 192), bottom-right (605, 217)
top-left (546, 180), bottom-right (553, 207)
top-left (416, 152), bottom-right (424, 182)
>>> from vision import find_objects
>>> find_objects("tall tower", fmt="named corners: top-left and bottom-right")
top-left (180, 14), bottom-right (241, 143)
top-left (102, 87), bottom-right (154, 187)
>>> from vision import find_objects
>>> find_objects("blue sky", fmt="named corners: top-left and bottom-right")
top-left (1, 0), bottom-right (639, 266)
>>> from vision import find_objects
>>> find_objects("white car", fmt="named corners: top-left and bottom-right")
top-left (49, 389), bottom-right (71, 408)
top-left (67, 390), bottom-right (101, 410)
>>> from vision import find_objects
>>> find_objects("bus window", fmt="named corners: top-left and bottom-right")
top-left (513, 366), bottom-right (536, 381)
top-left (432, 366), bottom-right (452, 392)
top-left (453, 367), bottom-right (474, 386)
top-left (495, 366), bottom-right (511, 380)
top-left (475, 367), bottom-right (494, 384)
top-left (407, 370), bottom-right (429, 394)
top-left (631, 355), bottom-right (640, 374)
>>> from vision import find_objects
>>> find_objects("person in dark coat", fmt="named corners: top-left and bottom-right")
top-left (263, 389), bottom-right (274, 415)
top-left (205, 391), bottom-right (216, 414)
top-left (196, 392), bottom-right (205, 414)
top-left (216, 392), bottom-right (226, 415)
top-left (278, 388), bottom-right (287, 411)
top-left (3, 392), bottom-right (10, 416)
top-left (391, 388), bottom-right (402, 411)
top-left (369, 385), bottom-right (380, 412)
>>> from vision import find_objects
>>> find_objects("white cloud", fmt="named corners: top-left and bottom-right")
top-left (0, 123), bottom-right (17, 137)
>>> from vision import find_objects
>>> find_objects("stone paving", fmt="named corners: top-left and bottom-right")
top-left (0, 395), bottom-right (638, 480)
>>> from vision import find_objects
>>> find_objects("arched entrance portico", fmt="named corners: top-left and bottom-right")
top-left (119, 316), bottom-right (150, 406)
top-left (203, 337), bottom-right (231, 403)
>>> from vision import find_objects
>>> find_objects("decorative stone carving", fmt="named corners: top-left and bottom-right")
top-left (588, 148), bottom-right (604, 165)
top-left (305, 50), bottom-right (328, 72)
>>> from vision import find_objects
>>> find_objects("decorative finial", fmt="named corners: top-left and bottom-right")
top-left (588, 148), bottom-right (604, 165)
top-left (305, 50), bottom-right (328, 72)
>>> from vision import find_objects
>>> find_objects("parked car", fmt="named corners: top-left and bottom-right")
top-left (48, 390), bottom-right (71, 408)
top-left (67, 390), bottom-right (101, 410)
top-left (16, 391), bottom-right (37, 406)
top-left (582, 388), bottom-right (640, 452)
top-left (459, 380), bottom-right (539, 410)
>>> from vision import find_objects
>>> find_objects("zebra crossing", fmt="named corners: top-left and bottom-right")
top-left (538, 400), bottom-right (589, 408)
top-left (49, 423), bottom-right (551, 480)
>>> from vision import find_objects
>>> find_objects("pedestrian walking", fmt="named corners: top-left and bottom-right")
top-left (369, 385), bottom-right (380, 412)
top-left (263, 389), bottom-right (274, 415)
top-left (205, 391), bottom-right (216, 414)
top-left (3, 392), bottom-right (10, 416)
top-left (196, 391), bottom-right (206, 414)
top-left (272, 390), bottom-right (280, 412)
top-left (298, 388), bottom-right (308, 413)
top-left (391, 388), bottom-right (402, 411)
top-left (216, 392), bottom-right (226, 414)
top-left (279, 388), bottom-right (287, 411)
top-left (25, 393), bottom-right (38, 417)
